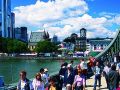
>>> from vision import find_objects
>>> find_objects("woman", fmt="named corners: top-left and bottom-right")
top-left (48, 77), bottom-right (58, 90)
top-left (32, 73), bottom-right (44, 90)
top-left (72, 69), bottom-right (85, 90)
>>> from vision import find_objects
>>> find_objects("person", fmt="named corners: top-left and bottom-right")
top-left (17, 70), bottom-right (33, 90)
top-left (80, 59), bottom-right (87, 86)
top-left (32, 73), bottom-right (44, 90)
top-left (74, 65), bottom-right (81, 76)
top-left (108, 64), bottom-right (119, 90)
top-left (0, 76), bottom-right (4, 87)
top-left (40, 68), bottom-right (48, 88)
top-left (59, 64), bottom-right (67, 89)
top-left (70, 60), bottom-right (74, 67)
top-left (48, 77), bottom-right (59, 90)
top-left (44, 68), bottom-right (50, 86)
top-left (64, 64), bottom-right (74, 90)
top-left (93, 62), bottom-right (101, 90)
top-left (44, 68), bottom-right (49, 78)
top-left (102, 62), bottom-right (111, 88)
top-left (72, 69), bottom-right (85, 90)
top-left (88, 57), bottom-right (95, 73)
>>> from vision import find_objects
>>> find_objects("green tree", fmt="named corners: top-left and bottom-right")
top-left (35, 40), bottom-right (58, 53)
top-left (13, 40), bottom-right (28, 53)
top-left (0, 37), bottom-right (28, 53)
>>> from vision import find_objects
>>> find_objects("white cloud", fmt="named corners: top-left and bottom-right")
top-left (13, 0), bottom-right (88, 27)
top-left (13, 0), bottom-right (118, 40)
top-left (112, 15), bottom-right (120, 25)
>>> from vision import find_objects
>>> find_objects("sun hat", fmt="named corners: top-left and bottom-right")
top-left (44, 68), bottom-right (48, 72)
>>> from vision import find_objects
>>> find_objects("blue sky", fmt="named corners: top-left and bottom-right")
top-left (11, 0), bottom-right (120, 14)
top-left (11, 0), bottom-right (120, 39)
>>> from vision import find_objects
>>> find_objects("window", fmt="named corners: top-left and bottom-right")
top-left (101, 45), bottom-right (103, 50)
top-left (94, 45), bottom-right (96, 50)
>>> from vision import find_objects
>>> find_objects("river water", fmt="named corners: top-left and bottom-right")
top-left (0, 59), bottom-right (80, 84)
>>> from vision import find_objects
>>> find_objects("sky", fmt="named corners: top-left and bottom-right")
top-left (11, 0), bottom-right (120, 40)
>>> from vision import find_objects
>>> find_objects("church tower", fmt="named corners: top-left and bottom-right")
top-left (79, 28), bottom-right (87, 52)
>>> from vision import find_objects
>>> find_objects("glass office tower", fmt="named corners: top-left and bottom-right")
top-left (0, 0), bottom-right (11, 38)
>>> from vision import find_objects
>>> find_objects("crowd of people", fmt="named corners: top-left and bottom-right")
top-left (16, 58), bottom-right (120, 90)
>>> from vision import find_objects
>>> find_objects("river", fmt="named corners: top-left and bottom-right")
top-left (0, 59), bottom-right (80, 84)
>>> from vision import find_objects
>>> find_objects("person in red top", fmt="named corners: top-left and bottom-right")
top-left (89, 56), bottom-right (95, 72)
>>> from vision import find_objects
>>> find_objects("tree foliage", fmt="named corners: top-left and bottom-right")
top-left (35, 40), bottom-right (58, 53)
top-left (0, 37), bottom-right (28, 53)
top-left (63, 37), bottom-right (76, 44)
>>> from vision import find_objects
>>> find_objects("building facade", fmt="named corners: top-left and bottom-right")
top-left (52, 35), bottom-right (58, 44)
top-left (11, 12), bottom-right (15, 38)
top-left (75, 28), bottom-right (87, 52)
top-left (0, 0), bottom-right (12, 38)
top-left (63, 28), bottom-right (113, 54)
top-left (87, 38), bottom-right (113, 52)
top-left (28, 31), bottom-right (49, 51)
top-left (14, 27), bottom-right (28, 42)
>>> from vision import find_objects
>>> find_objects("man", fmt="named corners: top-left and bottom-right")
top-left (80, 59), bottom-right (87, 86)
top-left (103, 62), bottom-right (111, 88)
top-left (40, 68), bottom-right (48, 87)
top-left (17, 70), bottom-right (33, 90)
top-left (64, 64), bottom-right (74, 90)
top-left (108, 64), bottom-right (119, 90)
top-left (93, 62), bottom-right (101, 90)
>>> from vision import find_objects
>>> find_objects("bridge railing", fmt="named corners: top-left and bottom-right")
top-left (95, 29), bottom-right (120, 61)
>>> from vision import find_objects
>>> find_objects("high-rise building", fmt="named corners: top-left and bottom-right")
top-left (52, 35), bottom-right (58, 44)
top-left (0, 0), bottom-right (12, 38)
top-left (14, 27), bottom-right (28, 42)
top-left (11, 12), bottom-right (15, 38)
top-left (14, 27), bottom-right (21, 40)
top-left (20, 27), bottom-right (27, 42)
top-left (0, 1), bottom-right (2, 37)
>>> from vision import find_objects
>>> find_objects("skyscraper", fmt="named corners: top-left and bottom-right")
top-left (11, 12), bottom-right (15, 38)
top-left (0, 0), bottom-right (11, 38)
top-left (14, 27), bottom-right (28, 42)
top-left (52, 35), bottom-right (58, 44)
top-left (0, 1), bottom-right (2, 37)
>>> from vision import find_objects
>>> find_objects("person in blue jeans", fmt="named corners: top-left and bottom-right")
top-left (93, 62), bottom-right (101, 90)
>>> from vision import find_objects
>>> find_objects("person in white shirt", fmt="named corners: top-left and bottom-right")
top-left (93, 62), bottom-right (101, 90)
top-left (80, 59), bottom-right (87, 86)
top-left (40, 68), bottom-right (48, 87)
top-left (103, 62), bottom-right (111, 88)
top-left (17, 70), bottom-right (33, 90)
top-left (32, 73), bottom-right (44, 90)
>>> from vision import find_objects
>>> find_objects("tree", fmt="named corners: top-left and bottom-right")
top-left (35, 40), bottom-right (58, 53)
top-left (63, 37), bottom-right (71, 43)
top-left (12, 40), bottom-right (28, 53)
top-left (63, 37), bottom-right (76, 44)
top-left (0, 37), bottom-right (28, 53)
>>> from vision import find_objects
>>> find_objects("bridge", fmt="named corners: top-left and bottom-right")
top-left (95, 29), bottom-right (120, 63)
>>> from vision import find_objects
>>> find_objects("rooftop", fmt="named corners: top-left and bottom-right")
top-left (29, 32), bottom-right (45, 43)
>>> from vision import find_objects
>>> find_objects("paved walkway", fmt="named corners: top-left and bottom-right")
top-left (85, 75), bottom-right (108, 90)
top-left (62, 75), bottom-right (108, 90)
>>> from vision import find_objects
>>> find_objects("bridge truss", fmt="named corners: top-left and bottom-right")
top-left (95, 29), bottom-right (120, 62)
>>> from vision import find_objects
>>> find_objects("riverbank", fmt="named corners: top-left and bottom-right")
top-left (0, 56), bottom-right (88, 60)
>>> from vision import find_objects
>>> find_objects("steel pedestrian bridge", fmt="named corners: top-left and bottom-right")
top-left (95, 29), bottom-right (120, 62)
